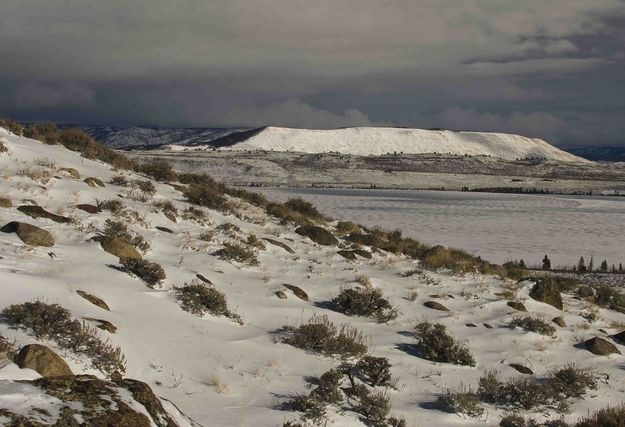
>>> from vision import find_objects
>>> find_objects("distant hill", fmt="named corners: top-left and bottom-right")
top-left (562, 146), bottom-right (625, 162)
top-left (213, 126), bottom-right (587, 162)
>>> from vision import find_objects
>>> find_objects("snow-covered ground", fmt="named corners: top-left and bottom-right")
top-left (1, 127), bottom-right (624, 426)
top-left (224, 126), bottom-right (586, 162)
top-left (258, 188), bottom-right (625, 268)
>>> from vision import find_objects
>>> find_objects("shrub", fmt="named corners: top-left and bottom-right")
top-left (575, 404), bottom-right (625, 426)
top-left (138, 158), bottom-right (177, 182)
top-left (0, 140), bottom-right (7, 154)
top-left (23, 122), bottom-right (60, 144)
top-left (0, 117), bottom-right (23, 135)
top-left (336, 221), bottom-right (361, 235)
top-left (1, 301), bottom-right (125, 374)
top-left (120, 258), bottom-right (166, 287)
top-left (413, 321), bottom-right (475, 366)
top-left (546, 364), bottom-right (597, 400)
top-left (216, 222), bottom-right (241, 235)
top-left (131, 179), bottom-right (157, 196)
top-left (266, 203), bottom-right (316, 226)
top-left (183, 184), bottom-right (229, 211)
top-left (509, 316), bottom-right (556, 336)
top-left (580, 285), bottom-right (625, 313)
top-left (183, 206), bottom-right (211, 226)
top-left (215, 242), bottom-right (259, 266)
top-left (103, 219), bottom-right (150, 252)
top-left (352, 385), bottom-right (392, 427)
top-left (98, 198), bottom-right (125, 214)
top-left (246, 234), bottom-right (266, 250)
top-left (175, 282), bottom-right (242, 324)
top-left (332, 286), bottom-right (398, 323)
top-left (279, 314), bottom-right (368, 359)
top-left (284, 198), bottom-right (324, 221)
top-left (437, 388), bottom-right (484, 418)
top-left (345, 356), bottom-right (392, 387)
top-left (110, 174), bottom-right (129, 186)
top-left (152, 199), bottom-right (178, 215)
top-left (0, 335), bottom-right (16, 359)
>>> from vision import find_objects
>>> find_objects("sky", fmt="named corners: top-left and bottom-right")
top-left (1, 0), bottom-right (624, 147)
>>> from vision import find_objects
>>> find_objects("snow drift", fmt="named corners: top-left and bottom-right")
top-left (224, 126), bottom-right (586, 162)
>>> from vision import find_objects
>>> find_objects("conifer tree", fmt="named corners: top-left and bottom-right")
top-left (600, 260), bottom-right (608, 272)
top-left (542, 254), bottom-right (551, 270)
top-left (578, 257), bottom-right (586, 272)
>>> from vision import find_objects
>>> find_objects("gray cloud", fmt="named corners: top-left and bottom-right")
top-left (0, 0), bottom-right (624, 146)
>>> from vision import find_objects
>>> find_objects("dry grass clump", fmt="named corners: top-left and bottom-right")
top-left (356, 274), bottom-right (372, 287)
top-left (1, 301), bottom-right (126, 374)
top-left (332, 286), bottom-right (399, 323)
top-left (283, 198), bottom-right (325, 221)
top-left (245, 234), bottom-right (266, 250)
top-left (215, 242), bottom-right (259, 266)
top-left (216, 222), bottom-right (241, 236)
top-left (175, 281), bottom-right (242, 324)
top-left (578, 284), bottom-right (625, 314)
top-left (120, 258), bottom-right (166, 287)
top-left (499, 404), bottom-right (625, 426)
top-left (17, 167), bottom-right (53, 184)
top-left (412, 321), bottom-right (475, 366)
top-left (509, 316), bottom-right (557, 336)
top-left (182, 183), bottom-right (230, 212)
top-left (98, 198), bottom-right (125, 214)
top-left (0, 336), bottom-right (17, 359)
top-left (265, 199), bottom-right (326, 226)
top-left (335, 221), bottom-right (361, 235)
top-left (182, 206), bottom-right (212, 226)
top-left (103, 219), bottom-right (150, 252)
top-left (0, 117), bottom-right (24, 135)
top-left (0, 139), bottom-right (7, 154)
top-left (437, 387), bottom-right (484, 418)
top-left (279, 314), bottom-right (368, 359)
top-left (152, 199), bottom-right (178, 216)
top-left (137, 158), bottom-right (177, 182)
top-left (110, 174), bottom-right (129, 186)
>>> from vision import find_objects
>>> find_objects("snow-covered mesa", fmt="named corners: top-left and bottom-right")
top-left (226, 126), bottom-right (586, 162)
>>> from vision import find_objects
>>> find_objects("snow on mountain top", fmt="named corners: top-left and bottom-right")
top-left (227, 126), bottom-right (587, 162)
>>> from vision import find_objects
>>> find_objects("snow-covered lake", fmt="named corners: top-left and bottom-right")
top-left (259, 188), bottom-right (625, 268)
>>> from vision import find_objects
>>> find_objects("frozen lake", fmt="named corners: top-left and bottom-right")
top-left (259, 188), bottom-right (625, 268)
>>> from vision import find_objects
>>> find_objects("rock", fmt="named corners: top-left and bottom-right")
top-left (84, 317), bottom-right (117, 333)
top-left (509, 363), bottom-right (534, 375)
top-left (76, 290), bottom-right (110, 311)
top-left (1, 221), bottom-right (54, 247)
top-left (262, 238), bottom-right (294, 254)
top-left (465, 323), bottom-right (478, 327)
top-left (295, 225), bottom-right (339, 246)
top-left (283, 284), bottom-right (309, 301)
top-left (584, 337), bottom-right (621, 356)
top-left (352, 249), bottom-right (372, 259)
top-left (110, 371), bottom-right (123, 382)
top-left (337, 250), bottom-right (357, 260)
top-left (423, 301), bottom-right (450, 311)
top-left (10, 375), bottom-right (180, 426)
top-left (552, 317), bottom-right (567, 327)
top-left (613, 331), bottom-right (625, 345)
top-left (14, 344), bottom-right (73, 377)
top-left (94, 236), bottom-right (142, 260)
top-left (483, 323), bottom-right (493, 329)
top-left (0, 197), bottom-right (11, 208)
top-left (507, 301), bottom-right (527, 312)
top-left (196, 273), bottom-right (213, 285)
top-left (163, 210), bottom-right (177, 223)
top-left (17, 205), bottom-right (70, 223)
top-left (155, 226), bottom-right (173, 233)
top-left (529, 277), bottom-right (563, 310)
top-left (84, 177), bottom-right (105, 188)
top-left (76, 204), bottom-right (101, 214)
top-left (275, 291), bottom-right (288, 299)
top-left (59, 167), bottom-right (80, 179)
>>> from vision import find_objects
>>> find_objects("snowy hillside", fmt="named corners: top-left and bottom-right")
top-left (224, 126), bottom-right (586, 162)
top-left (0, 126), bottom-right (624, 427)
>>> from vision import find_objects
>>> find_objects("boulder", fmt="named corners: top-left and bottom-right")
top-left (337, 250), bottom-right (357, 261)
top-left (84, 318), bottom-right (117, 333)
top-left (275, 291), bottom-right (288, 299)
top-left (1, 221), bottom-right (54, 247)
top-left (424, 301), bottom-right (450, 311)
top-left (507, 301), bottom-right (527, 312)
top-left (84, 177), bottom-right (105, 188)
top-left (583, 337), bottom-right (621, 356)
top-left (155, 226), bottom-right (173, 234)
top-left (76, 290), bottom-right (110, 310)
top-left (352, 249), bottom-right (372, 259)
top-left (295, 225), bottom-right (338, 246)
top-left (76, 204), bottom-right (101, 214)
top-left (14, 344), bottom-right (73, 377)
top-left (262, 238), bottom-right (294, 254)
top-left (163, 210), bottom-right (177, 223)
top-left (613, 330), bottom-right (625, 345)
top-left (283, 284), bottom-right (308, 301)
top-left (529, 277), bottom-right (563, 310)
top-left (0, 197), bottom-right (11, 208)
top-left (509, 363), bottom-right (534, 375)
top-left (94, 236), bottom-right (142, 260)
top-left (195, 273), bottom-right (213, 285)
top-left (552, 317), bottom-right (567, 327)
top-left (17, 205), bottom-right (70, 223)
top-left (59, 168), bottom-right (80, 179)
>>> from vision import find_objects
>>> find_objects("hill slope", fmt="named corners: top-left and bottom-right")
top-left (222, 126), bottom-right (586, 162)
top-left (0, 127), bottom-right (623, 426)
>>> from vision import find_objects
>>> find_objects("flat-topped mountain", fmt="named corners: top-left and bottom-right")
top-left (218, 126), bottom-right (586, 162)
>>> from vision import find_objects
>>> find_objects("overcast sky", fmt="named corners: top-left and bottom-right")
top-left (1, 0), bottom-right (624, 146)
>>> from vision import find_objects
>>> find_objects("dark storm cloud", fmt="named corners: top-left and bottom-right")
top-left (1, 0), bottom-right (624, 146)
